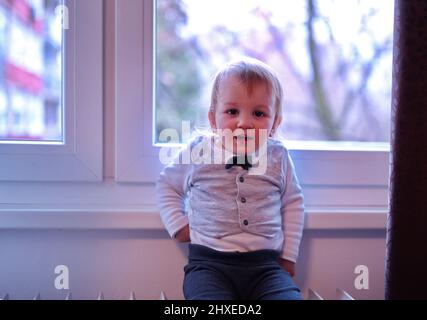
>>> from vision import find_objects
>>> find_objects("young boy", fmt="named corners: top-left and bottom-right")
top-left (156, 57), bottom-right (305, 300)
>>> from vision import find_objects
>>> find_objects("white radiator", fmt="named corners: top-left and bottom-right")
top-left (1, 290), bottom-right (354, 300)
top-left (307, 288), bottom-right (355, 300)
top-left (0, 291), bottom-right (168, 300)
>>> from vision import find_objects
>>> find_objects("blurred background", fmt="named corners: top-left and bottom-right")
top-left (155, 0), bottom-right (394, 144)
top-left (0, 0), bottom-right (394, 145)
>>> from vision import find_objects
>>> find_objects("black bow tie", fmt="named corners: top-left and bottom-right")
top-left (225, 156), bottom-right (253, 171)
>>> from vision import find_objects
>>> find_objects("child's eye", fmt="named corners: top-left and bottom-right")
top-left (254, 111), bottom-right (265, 117)
top-left (226, 109), bottom-right (238, 115)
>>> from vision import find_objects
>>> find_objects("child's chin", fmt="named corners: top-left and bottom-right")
top-left (225, 143), bottom-right (257, 155)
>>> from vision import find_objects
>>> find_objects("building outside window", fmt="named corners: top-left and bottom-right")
top-left (0, 0), bottom-right (63, 142)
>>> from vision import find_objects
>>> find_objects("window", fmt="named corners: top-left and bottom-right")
top-left (0, 0), bottom-right (102, 181)
top-left (117, 0), bottom-right (390, 210)
top-left (155, 0), bottom-right (393, 146)
top-left (0, 0), bottom-right (160, 230)
top-left (0, 0), bottom-right (63, 142)
top-left (0, 0), bottom-right (387, 231)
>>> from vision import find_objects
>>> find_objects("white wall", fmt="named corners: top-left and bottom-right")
top-left (296, 229), bottom-right (386, 300)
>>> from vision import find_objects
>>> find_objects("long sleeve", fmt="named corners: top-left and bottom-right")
top-left (156, 148), bottom-right (192, 238)
top-left (280, 151), bottom-right (305, 263)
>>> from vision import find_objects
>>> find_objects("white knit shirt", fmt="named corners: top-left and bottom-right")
top-left (156, 135), bottom-right (305, 262)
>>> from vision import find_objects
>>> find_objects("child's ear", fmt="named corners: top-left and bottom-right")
top-left (271, 115), bottom-right (283, 136)
top-left (208, 110), bottom-right (216, 129)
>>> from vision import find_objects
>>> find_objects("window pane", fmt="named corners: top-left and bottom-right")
top-left (155, 0), bottom-right (393, 143)
top-left (0, 0), bottom-right (63, 142)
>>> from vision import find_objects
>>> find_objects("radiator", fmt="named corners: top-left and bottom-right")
top-left (0, 290), bottom-right (354, 300)
top-left (307, 288), bottom-right (355, 300)
top-left (0, 291), bottom-right (168, 300)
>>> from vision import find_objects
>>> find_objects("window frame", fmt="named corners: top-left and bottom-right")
top-left (116, 0), bottom-right (162, 182)
top-left (0, 0), bottom-right (389, 230)
top-left (116, 0), bottom-right (390, 194)
top-left (0, 0), bottom-right (103, 182)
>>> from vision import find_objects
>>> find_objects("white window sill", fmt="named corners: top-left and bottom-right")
top-left (0, 207), bottom-right (387, 230)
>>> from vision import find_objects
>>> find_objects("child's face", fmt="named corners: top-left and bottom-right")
top-left (209, 75), bottom-right (282, 155)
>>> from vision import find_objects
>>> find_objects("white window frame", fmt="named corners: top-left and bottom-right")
top-left (0, 0), bottom-right (103, 182)
top-left (116, 0), bottom-right (162, 182)
top-left (0, 0), bottom-right (388, 230)
top-left (116, 0), bottom-right (390, 208)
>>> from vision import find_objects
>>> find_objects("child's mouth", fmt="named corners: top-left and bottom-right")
top-left (233, 135), bottom-right (254, 142)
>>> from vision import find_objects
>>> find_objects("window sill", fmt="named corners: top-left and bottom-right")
top-left (0, 207), bottom-right (387, 230)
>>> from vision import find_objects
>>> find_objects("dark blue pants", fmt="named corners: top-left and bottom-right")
top-left (183, 244), bottom-right (302, 300)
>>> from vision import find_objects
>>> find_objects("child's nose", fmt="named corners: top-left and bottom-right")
top-left (237, 113), bottom-right (254, 129)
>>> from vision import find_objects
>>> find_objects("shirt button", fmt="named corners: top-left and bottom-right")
top-left (243, 219), bottom-right (249, 226)
top-left (241, 197), bottom-right (246, 203)
top-left (239, 177), bottom-right (244, 183)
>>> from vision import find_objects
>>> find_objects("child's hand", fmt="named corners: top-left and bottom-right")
top-left (174, 225), bottom-right (190, 242)
top-left (278, 258), bottom-right (296, 277)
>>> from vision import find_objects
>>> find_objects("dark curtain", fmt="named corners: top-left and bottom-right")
top-left (386, 0), bottom-right (427, 299)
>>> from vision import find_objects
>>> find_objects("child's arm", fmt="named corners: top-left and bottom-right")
top-left (156, 150), bottom-right (192, 241)
top-left (280, 150), bottom-right (306, 275)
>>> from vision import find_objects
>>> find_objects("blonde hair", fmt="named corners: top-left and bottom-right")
top-left (209, 57), bottom-right (284, 119)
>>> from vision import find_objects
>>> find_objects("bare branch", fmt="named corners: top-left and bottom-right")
top-left (339, 37), bottom-right (392, 125)
top-left (307, 0), bottom-right (340, 140)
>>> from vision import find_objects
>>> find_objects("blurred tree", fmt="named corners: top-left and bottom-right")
top-left (156, 0), bottom-right (393, 142)
top-left (307, 0), bottom-right (340, 140)
top-left (306, 0), bottom-right (392, 141)
top-left (156, 0), bottom-right (203, 141)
